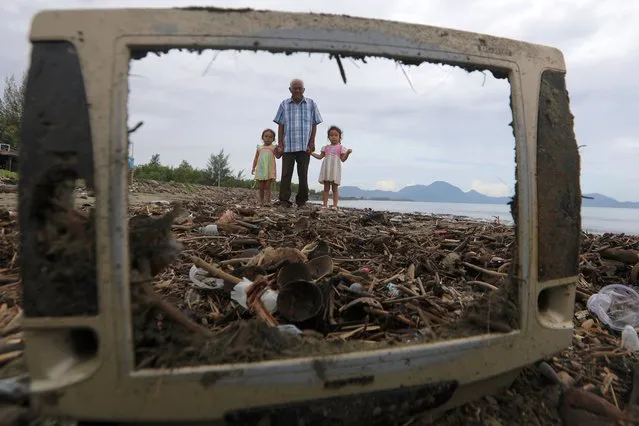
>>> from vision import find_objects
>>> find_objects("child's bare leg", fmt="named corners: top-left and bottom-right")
top-left (264, 180), bottom-right (272, 205)
top-left (332, 183), bottom-right (339, 208)
top-left (322, 182), bottom-right (330, 208)
top-left (258, 181), bottom-right (265, 206)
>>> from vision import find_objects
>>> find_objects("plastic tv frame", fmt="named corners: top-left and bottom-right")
top-left (18, 7), bottom-right (581, 425)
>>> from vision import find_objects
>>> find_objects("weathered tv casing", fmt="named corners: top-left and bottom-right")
top-left (18, 7), bottom-right (580, 425)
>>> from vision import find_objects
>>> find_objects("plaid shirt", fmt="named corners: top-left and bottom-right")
top-left (273, 97), bottom-right (323, 152)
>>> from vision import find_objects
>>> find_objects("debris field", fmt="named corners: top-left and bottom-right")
top-left (0, 180), bottom-right (638, 425)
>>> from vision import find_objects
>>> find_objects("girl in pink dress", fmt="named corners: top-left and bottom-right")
top-left (311, 125), bottom-right (352, 209)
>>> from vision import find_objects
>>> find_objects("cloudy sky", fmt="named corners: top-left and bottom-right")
top-left (2, 1), bottom-right (638, 200)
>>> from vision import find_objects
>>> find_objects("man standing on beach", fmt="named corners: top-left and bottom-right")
top-left (273, 79), bottom-right (323, 208)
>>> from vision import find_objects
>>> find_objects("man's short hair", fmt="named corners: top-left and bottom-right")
top-left (289, 78), bottom-right (304, 88)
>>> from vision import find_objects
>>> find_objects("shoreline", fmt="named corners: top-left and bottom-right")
top-left (331, 195), bottom-right (639, 210)
top-left (1, 180), bottom-right (638, 424)
top-left (307, 200), bottom-right (632, 237)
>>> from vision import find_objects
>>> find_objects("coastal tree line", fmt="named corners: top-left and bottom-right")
top-left (134, 151), bottom-right (301, 194)
top-left (0, 72), bottom-right (25, 149)
top-left (0, 71), bottom-right (306, 194)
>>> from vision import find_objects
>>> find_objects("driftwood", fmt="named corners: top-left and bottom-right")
top-left (0, 179), bottom-right (638, 425)
top-left (600, 248), bottom-right (639, 265)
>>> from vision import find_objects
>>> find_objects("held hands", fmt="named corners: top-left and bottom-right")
top-left (306, 140), bottom-right (315, 154)
top-left (274, 146), bottom-right (283, 159)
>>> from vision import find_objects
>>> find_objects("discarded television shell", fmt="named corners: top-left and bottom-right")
top-left (18, 7), bottom-right (581, 424)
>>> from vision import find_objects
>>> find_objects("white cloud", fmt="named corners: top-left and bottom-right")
top-left (376, 180), bottom-right (399, 191)
top-left (2, 0), bottom-right (639, 201)
top-left (612, 138), bottom-right (639, 152)
top-left (471, 180), bottom-right (511, 197)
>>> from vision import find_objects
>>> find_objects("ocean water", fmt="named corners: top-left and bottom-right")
top-left (320, 199), bottom-right (639, 236)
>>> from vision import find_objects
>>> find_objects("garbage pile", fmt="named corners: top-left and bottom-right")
top-left (128, 198), bottom-right (521, 368)
top-left (124, 194), bottom-right (639, 425)
top-left (0, 181), bottom-right (638, 425)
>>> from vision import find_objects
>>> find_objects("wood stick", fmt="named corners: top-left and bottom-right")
top-left (0, 341), bottom-right (23, 356)
top-left (418, 308), bottom-right (446, 324)
top-left (628, 362), bottom-right (639, 408)
top-left (396, 283), bottom-right (420, 297)
top-left (0, 311), bottom-right (23, 338)
top-left (466, 280), bottom-right (499, 291)
top-left (191, 255), bottom-right (242, 285)
top-left (251, 298), bottom-right (278, 327)
top-left (407, 264), bottom-right (416, 280)
top-left (333, 258), bottom-right (372, 262)
top-left (408, 303), bottom-right (431, 328)
top-left (382, 294), bottom-right (430, 305)
top-left (234, 219), bottom-right (261, 230)
top-left (380, 273), bottom-right (404, 285)
top-left (337, 325), bottom-right (366, 340)
top-left (140, 281), bottom-right (215, 338)
top-left (336, 267), bottom-right (372, 284)
top-left (220, 257), bottom-right (253, 266)
top-left (0, 274), bottom-right (19, 285)
top-left (462, 262), bottom-right (508, 278)
top-left (0, 350), bottom-right (22, 365)
top-left (230, 238), bottom-right (260, 247)
top-left (364, 307), bottom-right (418, 328)
top-left (631, 263), bottom-right (639, 284)
top-left (497, 262), bottom-right (511, 273)
top-left (585, 350), bottom-right (630, 362)
top-left (416, 277), bottom-right (427, 295)
top-left (178, 236), bottom-right (226, 242)
top-left (328, 290), bottom-right (337, 325)
top-left (600, 248), bottom-right (639, 265)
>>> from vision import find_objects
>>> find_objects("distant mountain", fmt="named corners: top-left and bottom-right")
top-left (340, 181), bottom-right (511, 204)
top-left (340, 181), bottom-right (639, 209)
top-left (582, 193), bottom-right (639, 208)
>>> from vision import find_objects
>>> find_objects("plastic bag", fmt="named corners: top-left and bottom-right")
top-left (230, 278), bottom-right (278, 313)
top-left (277, 324), bottom-right (302, 335)
top-left (586, 284), bottom-right (639, 332)
top-left (189, 265), bottom-right (224, 290)
top-left (621, 325), bottom-right (639, 351)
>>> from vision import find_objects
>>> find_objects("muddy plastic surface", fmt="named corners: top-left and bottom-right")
top-left (536, 70), bottom-right (581, 282)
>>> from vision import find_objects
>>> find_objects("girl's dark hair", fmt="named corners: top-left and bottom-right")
top-left (261, 128), bottom-right (276, 139)
top-left (327, 125), bottom-right (343, 138)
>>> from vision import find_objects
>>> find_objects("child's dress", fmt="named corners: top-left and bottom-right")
top-left (318, 144), bottom-right (347, 185)
top-left (254, 144), bottom-right (277, 181)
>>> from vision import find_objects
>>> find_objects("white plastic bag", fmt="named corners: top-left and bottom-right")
top-left (277, 324), bottom-right (302, 335)
top-left (586, 284), bottom-right (639, 332)
top-left (621, 325), bottom-right (639, 351)
top-left (230, 278), bottom-right (278, 314)
top-left (189, 265), bottom-right (224, 290)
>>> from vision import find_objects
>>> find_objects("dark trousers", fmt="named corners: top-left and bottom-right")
top-left (280, 151), bottom-right (310, 205)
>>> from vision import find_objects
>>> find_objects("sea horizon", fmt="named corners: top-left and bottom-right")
top-left (310, 199), bottom-right (639, 236)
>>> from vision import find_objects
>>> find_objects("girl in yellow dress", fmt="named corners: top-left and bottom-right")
top-left (252, 128), bottom-right (281, 206)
